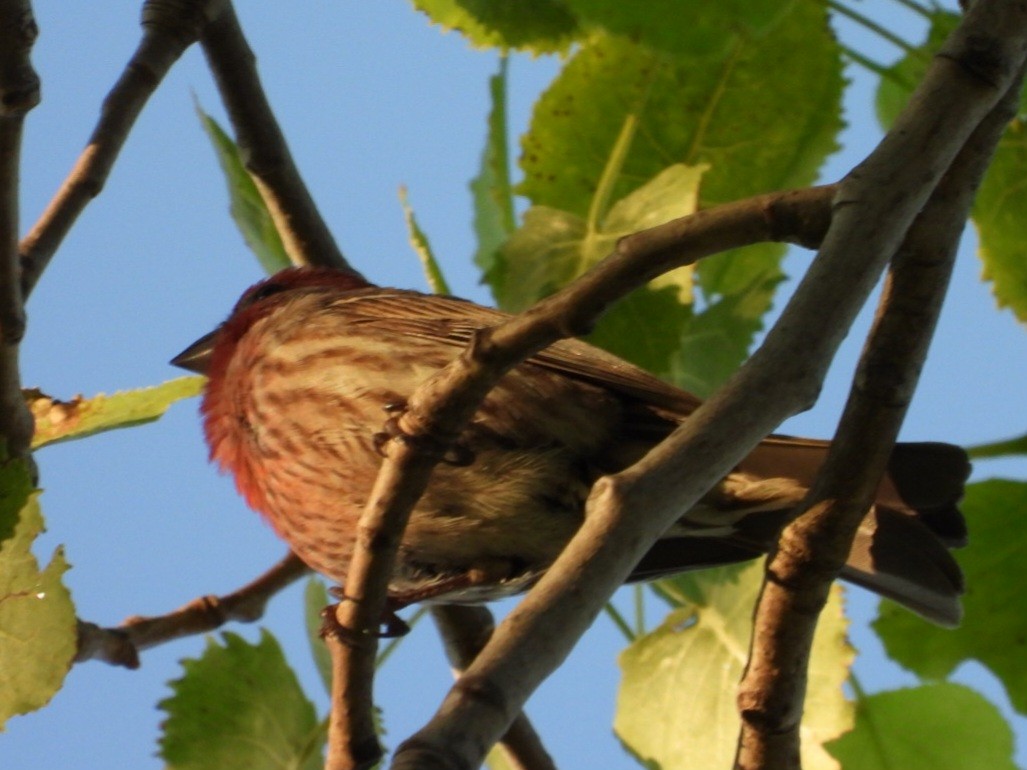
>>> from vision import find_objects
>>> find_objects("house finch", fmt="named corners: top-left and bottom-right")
top-left (172, 267), bottom-right (969, 625)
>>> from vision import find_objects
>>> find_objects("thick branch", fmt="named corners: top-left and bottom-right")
top-left (199, 2), bottom-right (354, 275)
top-left (324, 184), bottom-right (834, 769)
top-left (734, 54), bottom-right (1026, 770)
top-left (19, 0), bottom-right (227, 298)
top-left (75, 551), bottom-right (307, 668)
top-left (387, 3), bottom-right (1027, 768)
top-left (0, 0), bottom-right (38, 468)
top-left (431, 606), bottom-right (557, 770)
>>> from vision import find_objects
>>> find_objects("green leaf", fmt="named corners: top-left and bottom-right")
top-left (874, 11), bottom-right (959, 130)
top-left (875, 480), bottom-right (1027, 714)
top-left (616, 562), bottom-right (853, 770)
top-left (827, 684), bottom-right (1017, 770)
top-left (973, 121), bottom-right (1027, 322)
top-left (410, 0), bottom-right (579, 53)
top-left (302, 577), bottom-right (334, 696)
top-left (160, 630), bottom-right (324, 770)
top-left (472, 58), bottom-right (517, 290)
top-left (562, 0), bottom-right (798, 61)
top-left (0, 460), bottom-right (76, 730)
top-left (28, 377), bottom-right (204, 450)
top-left (196, 103), bottom-right (291, 275)
top-left (495, 164), bottom-right (706, 379)
top-left (967, 432), bottom-right (1027, 459)
top-left (508, 13), bottom-right (840, 382)
top-left (399, 186), bottom-right (451, 295)
top-left (519, 16), bottom-right (843, 218)
top-left (671, 262), bottom-right (784, 397)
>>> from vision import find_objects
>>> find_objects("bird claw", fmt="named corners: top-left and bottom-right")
top-left (321, 592), bottom-right (411, 640)
top-left (372, 413), bottom-right (475, 466)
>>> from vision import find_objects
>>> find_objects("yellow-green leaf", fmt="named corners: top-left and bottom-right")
top-left (616, 563), bottom-right (854, 770)
top-left (411, 0), bottom-right (579, 53)
top-left (828, 684), bottom-right (1017, 770)
top-left (196, 104), bottom-right (291, 275)
top-left (28, 377), bottom-right (204, 450)
top-left (875, 481), bottom-right (1027, 715)
top-left (562, 0), bottom-right (797, 61)
top-left (160, 630), bottom-right (324, 770)
top-left (0, 460), bottom-right (76, 730)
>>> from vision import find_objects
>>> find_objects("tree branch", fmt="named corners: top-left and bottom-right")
top-left (384, 2), bottom-right (1027, 767)
top-left (75, 551), bottom-right (308, 668)
top-left (734, 50), bottom-right (1026, 770)
top-left (18, 0), bottom-right (227, 299)
top-left (198, 1), bottom-right (354, 275)
top-left (431, 605), bottom-right (557, 770)
top-left (0, 0), bottom-right (39, 471)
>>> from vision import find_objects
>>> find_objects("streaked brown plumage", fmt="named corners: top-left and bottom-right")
top-left (173, 267), bottom-right (970, 625)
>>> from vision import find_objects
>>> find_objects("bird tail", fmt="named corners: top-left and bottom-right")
top-left (633, 439), bottom-right (970, 626)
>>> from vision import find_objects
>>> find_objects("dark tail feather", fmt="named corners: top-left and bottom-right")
top-left (634, 439), bottom-right (970, 625)
top-left (842, 506), bottom-right (964, 626)
top-left (739, 438), bottom-right (970, 546)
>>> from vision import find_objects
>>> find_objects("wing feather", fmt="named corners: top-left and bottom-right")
top-left (329, 288), bottom-right (701, 415)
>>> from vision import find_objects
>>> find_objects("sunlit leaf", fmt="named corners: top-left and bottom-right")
top-left (616, 563), bottom-right (853, 770)
top-left (828, 684), bottom-right (1017, 770)
top-left (472, 58), bottom-right (517, 290)
top-left (875, 481), bottom-right (1027, 715)
top-left (160, 630), bottom-right (324, 770)
top-left (400, 186), bottom-right (450, 295)
top-left (28, 377), bottom-right (204, 450)
top-left (411, 0), bottom-right (579, 53)
top-left (562, 0), bottom-right (797, 61)
top-left (196, 104), bottom-right (291, 275)
top-left (0, 460), bottom-right (75, 730)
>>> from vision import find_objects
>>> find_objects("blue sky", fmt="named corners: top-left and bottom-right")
top-left (5, 2), bottom-right (1026, 768)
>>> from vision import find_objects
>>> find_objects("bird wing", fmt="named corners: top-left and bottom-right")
top-left (330, 288), bottom-right (702, 416)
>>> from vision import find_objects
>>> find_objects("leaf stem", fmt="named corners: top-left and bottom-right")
top-left (603, 600), bottom-right (637, 642)
top-left (839, 45), bottom-right (894, 78)
top-left (829, 0), bottom-right (927, 58)
top-left (633, 584), bottom-right (646, 636)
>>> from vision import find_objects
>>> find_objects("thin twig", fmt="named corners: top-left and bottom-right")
top-left (431, 605), bottom-right (558, 770)
top-left (828, 0), bottom-right (927, 58)
top-left (324, 626), bottom-right (381, 770)
top-left (386, 2), bottom-right (1027, 767)
top-left (324, 184), bottom-right (835, 770)
top-left (734, 54), bottom-right (1026, 770)
top-left (75, 551), bottom-right (308, 668)
top-left (0, 0), bottom-right (39, 470)
top-left (19, 0), bottom-right (227, 299)
top-left (199, 1), bottom-right (354, 275)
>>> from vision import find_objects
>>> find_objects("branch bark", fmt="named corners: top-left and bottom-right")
top-left (384, 2), bottom-right (1027, 767)
top-left (431, 605), bottom-right (557, 770)
top-left (0, 0), bottom-right (39, 470)
top-left (18, 0), bottom-right (227, 298)
top-left (75, 551), bottom-right (308, 668)
top-left (734, 52), bottom-right (1027, 770)
top-left (199, 1), bottom-right (354, 275)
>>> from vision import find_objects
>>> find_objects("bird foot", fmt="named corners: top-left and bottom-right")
top-left (372, 401), bottom-right (475, 466)
top-left (321, 593), bottom-right (412, 640)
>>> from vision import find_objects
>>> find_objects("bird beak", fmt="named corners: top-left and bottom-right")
top-left (170, 329), bottom-right (218, 374)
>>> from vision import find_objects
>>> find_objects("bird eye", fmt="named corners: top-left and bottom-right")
top-left (240, 280), bottom-right (286, 308)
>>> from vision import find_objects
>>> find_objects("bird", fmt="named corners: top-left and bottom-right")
top-left (172, 266), bottom-right (969, 626)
